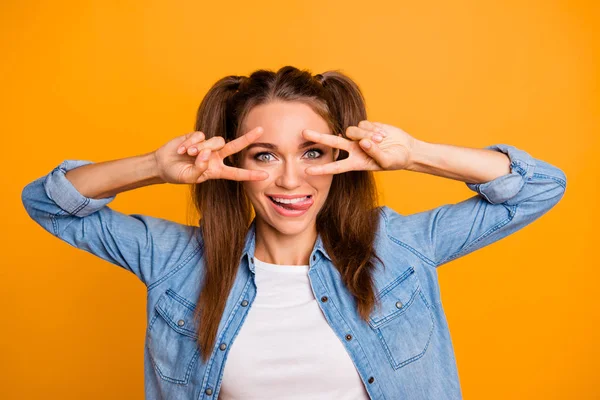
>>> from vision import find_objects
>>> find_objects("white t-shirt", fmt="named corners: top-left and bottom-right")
top-left (218, 256), bottom-right (370, 400)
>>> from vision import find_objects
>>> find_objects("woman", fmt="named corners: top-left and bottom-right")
top-left (21, 66), bottom-right (567, 400)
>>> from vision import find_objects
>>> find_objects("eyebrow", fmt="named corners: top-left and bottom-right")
top-left (245, 141), bottom-right (318, 151)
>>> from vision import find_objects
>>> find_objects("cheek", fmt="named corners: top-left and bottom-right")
top-left (241, 157), bottom-right (269, 173)
top-left (241, 176), bottom-right (271, 200)
top-left (307, 174), bottom-right (334, 191)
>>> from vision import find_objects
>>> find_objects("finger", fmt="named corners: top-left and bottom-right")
top-left (190, 150), bottom-right (211, 183)
top-left (183, 133), bottom-right (208, 155)
top-left (177, 131), bottom-right (205, 154)
top-left (302, 129), bottom-right (351, 151)
top-left (357, 120), bottom-right (378, 131)
top-left (371, 121), bottom-right (388, 137)
top-left (219, 126), bottom-right (264, 159)
top-left (346, 126), bottom-right (384, 143)
top-left (193, 148), bottom-right (212, 170)
top-left (305, 158), bottom-right (355, 175)
top-left (220, 165), bottom-right (269, 181)
top-left (187, 136), bottom-right (226, 155)
top-left (359, 120), bottom-right (387, 137)
top-left (357, 120), bottom-right (387, 138)
top-left (359, 139), bottom-right (392, 169)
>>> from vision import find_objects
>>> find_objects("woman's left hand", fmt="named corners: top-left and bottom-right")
top-left (302, 120), bottom-right (417, 175)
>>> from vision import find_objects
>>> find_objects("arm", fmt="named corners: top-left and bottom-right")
top-left (64, 151), bottom-right (165, 199)
top-left (21, 153), bottom-right (201, 287)
top-left (406, 139), bottom-right (512, 185)
top-left (384, 142), bottom-right (567, 268)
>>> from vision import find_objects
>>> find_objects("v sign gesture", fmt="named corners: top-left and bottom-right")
top-left (301, 120), bottom-right (417, 175)
top-left (154, 126), bottom-right (270, 184)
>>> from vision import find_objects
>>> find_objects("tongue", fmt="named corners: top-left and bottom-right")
top-left (276, 197), bottom-right (314, 211)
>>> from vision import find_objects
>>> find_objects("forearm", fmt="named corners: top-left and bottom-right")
top-left (406, 139), bottom-right (511, 184)
top-left (64, 152), bottom-right (164, 199)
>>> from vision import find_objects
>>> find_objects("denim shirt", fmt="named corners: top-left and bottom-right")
top-left (21, 144), bottom-right (567, 400)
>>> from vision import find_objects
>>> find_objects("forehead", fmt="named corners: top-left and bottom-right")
top-left (241, 101), bottom-right (331, 141)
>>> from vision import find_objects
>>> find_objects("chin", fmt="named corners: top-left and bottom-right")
top-left (263, 211), bottom-right (317, 234)
top-left (269, 223), bottom-right (310, 237)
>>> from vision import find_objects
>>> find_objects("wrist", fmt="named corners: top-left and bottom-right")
top-left (144, 151), bottom-right (166, 185)
top-left (405, 138), bottom-right (431, 173)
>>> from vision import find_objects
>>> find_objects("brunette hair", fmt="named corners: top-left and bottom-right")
top-left (189, 66), bottom-right (383, 363)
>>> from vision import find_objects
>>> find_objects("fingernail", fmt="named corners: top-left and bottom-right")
top-left (201, 149), bottom-right (210, 160)
top-left (178, 146), bottom-right (185, 154)
top-left (189, 147), bottom-right (198, 154)
top-left (372, 134), bottom-right (383, 142)
top-left (375, 127), bottom-right (386, 136)
top-left (361, 140), bottom-right (372, 149)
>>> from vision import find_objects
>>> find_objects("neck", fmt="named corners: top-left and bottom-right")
top-left (254, 218), bottom-right (317, 265)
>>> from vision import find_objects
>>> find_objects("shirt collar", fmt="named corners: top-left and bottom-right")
top-left (240, 217), bottom-right (332, 272)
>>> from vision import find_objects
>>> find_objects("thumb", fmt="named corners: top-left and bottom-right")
top-left (359, 139), bottom-right (392, 170)
top-left (192, 148), bottom-right (211, 180)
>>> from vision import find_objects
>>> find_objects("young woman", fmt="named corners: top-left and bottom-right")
top-left (22, 66), bottom-right (567, 400)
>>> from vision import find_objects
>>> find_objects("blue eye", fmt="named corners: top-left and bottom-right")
top-left (253, 148), bottom-right (324, 163)
top-left (305, 148), bottom-right (323, 159)
top-left (254, 152), bottom-right (275, 163)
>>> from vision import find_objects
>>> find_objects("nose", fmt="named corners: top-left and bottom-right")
top-left (274, 160), bottom-right (306, 189)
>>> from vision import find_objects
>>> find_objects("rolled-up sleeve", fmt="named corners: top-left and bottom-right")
top-left (22, 160), bottom-right (202, 287)
top-left (465, 144), bottom-right (539, 204)
top-left (44, 160), bottom-right (116, 216)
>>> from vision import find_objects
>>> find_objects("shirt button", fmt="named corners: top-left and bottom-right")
top-left (312, 254), bottom-right (316, 261)
top-left (395, 301), bottom-right (403, 309)
top-left (250, 257), bottom-right (254, 264)
top-left (321, 296), bottom-right (328, 302)
top-left (368, 376), bottom-right (374, 384)
top-left (241, 300), bottom-right (249, 307)
top-left (219, 343), bottom-right (227, 351)
top-left (205, 387), bottom-right (213, 395)
top-left (177, 319), bottom-right (185, 327)
top-left (345, 334), bottom-right (352, 341)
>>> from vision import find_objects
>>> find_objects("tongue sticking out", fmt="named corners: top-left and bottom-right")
top-left (271, 196), bottom-right (314, 211)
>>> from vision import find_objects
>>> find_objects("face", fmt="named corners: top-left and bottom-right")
top-left (239, 100), bottom-right (339, 236)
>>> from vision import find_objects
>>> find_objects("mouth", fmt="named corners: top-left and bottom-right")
top-left (266, 194), bottom-right (314, 216)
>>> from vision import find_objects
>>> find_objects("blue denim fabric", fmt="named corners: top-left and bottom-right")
top-left (21, 144), bottom-right (566, 400)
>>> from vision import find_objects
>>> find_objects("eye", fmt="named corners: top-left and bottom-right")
top-left (254, 152), bottom-right (275, 163)
top-left (253, 148), bottom-right (324, 163)
top-left (304, 148), bottom-right (324, 159)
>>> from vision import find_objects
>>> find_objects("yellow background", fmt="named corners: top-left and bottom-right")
top-left (2, 1), bottom-right (597, 398)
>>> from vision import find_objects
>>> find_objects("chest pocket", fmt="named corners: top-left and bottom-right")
top-left (146, 289), bottom-right (201, 384)
top-left (368, 265), bottom-right (435, 370)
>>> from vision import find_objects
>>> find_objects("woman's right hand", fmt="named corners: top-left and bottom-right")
top-left (153, 127), bottom-right (269, 184)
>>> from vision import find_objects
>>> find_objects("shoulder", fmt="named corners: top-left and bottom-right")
top-left (375, 205), bottom-right (436, 267)
top-left (377, 205), bottom-right (410, 236)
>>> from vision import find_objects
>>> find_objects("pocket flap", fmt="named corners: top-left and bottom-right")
top-left (369, 265), bottom-right (420, 329)
top-left (155, 289), bottom-right (199, 339)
